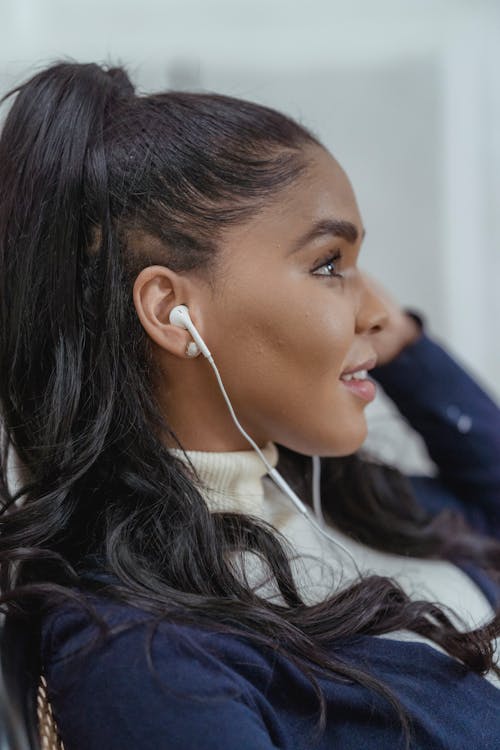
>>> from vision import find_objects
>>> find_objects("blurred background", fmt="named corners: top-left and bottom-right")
top-left (1, 0), bottom-right (499, 473)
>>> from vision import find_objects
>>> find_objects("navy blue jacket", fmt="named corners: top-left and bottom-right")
top-left (41, 332), bottom-right (500, 749)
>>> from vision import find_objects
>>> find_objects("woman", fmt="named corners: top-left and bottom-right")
top-left (0, 61), bottom-right (499, 750)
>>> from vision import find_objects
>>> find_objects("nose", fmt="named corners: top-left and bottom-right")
top-left (354, 275), bottom-right (389, 335)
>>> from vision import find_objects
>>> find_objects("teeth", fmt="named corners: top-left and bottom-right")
top-left (353, 369), bottom-right (368, 380)
top-left (341, 369), bottom-right (368, 381)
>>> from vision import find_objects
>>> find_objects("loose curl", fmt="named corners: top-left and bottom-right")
top-left (0, 59), bottom-right (499, 750)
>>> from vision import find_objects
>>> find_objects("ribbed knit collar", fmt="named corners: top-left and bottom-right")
top-left (168, 441), bottom-right (279, 515)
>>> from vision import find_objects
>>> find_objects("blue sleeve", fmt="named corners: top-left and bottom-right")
top-left (45, 616), bottom-right (279, 750)
top-left (370, 328), bottom-right (500, 536)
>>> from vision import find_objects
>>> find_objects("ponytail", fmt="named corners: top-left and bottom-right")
top-left (0, 62), bottom-right (134, 485)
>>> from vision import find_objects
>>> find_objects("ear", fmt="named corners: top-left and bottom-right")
top-left (132, 265), bottom-right (197, 359)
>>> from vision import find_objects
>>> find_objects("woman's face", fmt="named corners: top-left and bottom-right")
top-left (188, 143), bottom-right (388, 457)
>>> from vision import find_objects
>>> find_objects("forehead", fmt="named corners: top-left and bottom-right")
top-left (219, 144), bottom-right (363, 256)
top-left (281, 144), bottom-right (361, 226)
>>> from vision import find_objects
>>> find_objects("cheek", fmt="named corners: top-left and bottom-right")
top-left (266, 305), bottom-right (354, 380)
top-left (211, 285), bottom-right (354, 392)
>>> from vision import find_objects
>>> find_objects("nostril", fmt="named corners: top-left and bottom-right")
top-left (371, 309), bottom-right (389, 332)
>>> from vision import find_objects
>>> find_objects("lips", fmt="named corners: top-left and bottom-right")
top-left (341, 377), bottom-right (377, 402)
top-left (340, 357), bottom-right (377, 377)
top-left (338, 355), bottom-right (378, 403)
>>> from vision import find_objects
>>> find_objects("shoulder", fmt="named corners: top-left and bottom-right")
top-left (41, 594), bottom-right (252, 693)
top-left (41, 595), bottom-right (277, 749)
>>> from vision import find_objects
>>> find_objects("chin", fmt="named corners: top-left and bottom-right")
top-left (318, 437), bottom-right (366, 458)
top-left (311, 412), bottom-right (368, 457)
top-left (277, 419), bottom-right (368, 458)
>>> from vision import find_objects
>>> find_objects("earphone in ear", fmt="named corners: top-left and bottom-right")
top-left (168, 304), bottom-right (192, 329)
top-left (169, 304), bottom-right (212, 360)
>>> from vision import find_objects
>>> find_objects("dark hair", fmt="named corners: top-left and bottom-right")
top-left (0, 59), bottom-right (499, 750)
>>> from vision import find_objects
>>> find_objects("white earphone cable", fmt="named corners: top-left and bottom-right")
top-left (312, 455), bottom-right (326, 529)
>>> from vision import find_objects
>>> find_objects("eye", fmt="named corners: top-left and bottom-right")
top-left (311, 250), bottom-right (344, 278)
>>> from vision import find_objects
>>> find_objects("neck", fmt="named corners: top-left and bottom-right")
top-left (168, 440), bottom-right (280, 515)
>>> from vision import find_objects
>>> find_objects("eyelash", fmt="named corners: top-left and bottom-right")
top-left (311, 250), bottom-right (344, 279)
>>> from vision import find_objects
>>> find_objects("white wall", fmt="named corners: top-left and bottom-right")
top-left (1, 0), bottom-right (499, 473)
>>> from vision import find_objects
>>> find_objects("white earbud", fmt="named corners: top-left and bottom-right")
top-left (169, 304), bottom-right (212, 360)
top-left (169, 304), bottom-right (192, 329)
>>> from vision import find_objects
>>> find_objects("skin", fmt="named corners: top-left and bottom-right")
top-left (133, 144), bottom-right (421, 456)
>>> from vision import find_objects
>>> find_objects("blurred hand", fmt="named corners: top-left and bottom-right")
top-left (360, 271), bottom-right (423, 367)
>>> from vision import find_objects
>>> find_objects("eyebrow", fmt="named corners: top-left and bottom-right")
top-left (288, 218), bottom-right (366, 255)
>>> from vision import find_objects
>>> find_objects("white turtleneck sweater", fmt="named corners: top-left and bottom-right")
top-left (169, 441), bottom-right (499, 688)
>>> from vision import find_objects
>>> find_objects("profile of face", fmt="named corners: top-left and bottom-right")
top-left (134, 143), bottom-right (389, 457)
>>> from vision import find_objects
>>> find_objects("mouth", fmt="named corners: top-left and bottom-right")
top-left (339, 357), bottom-right (377, 403)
